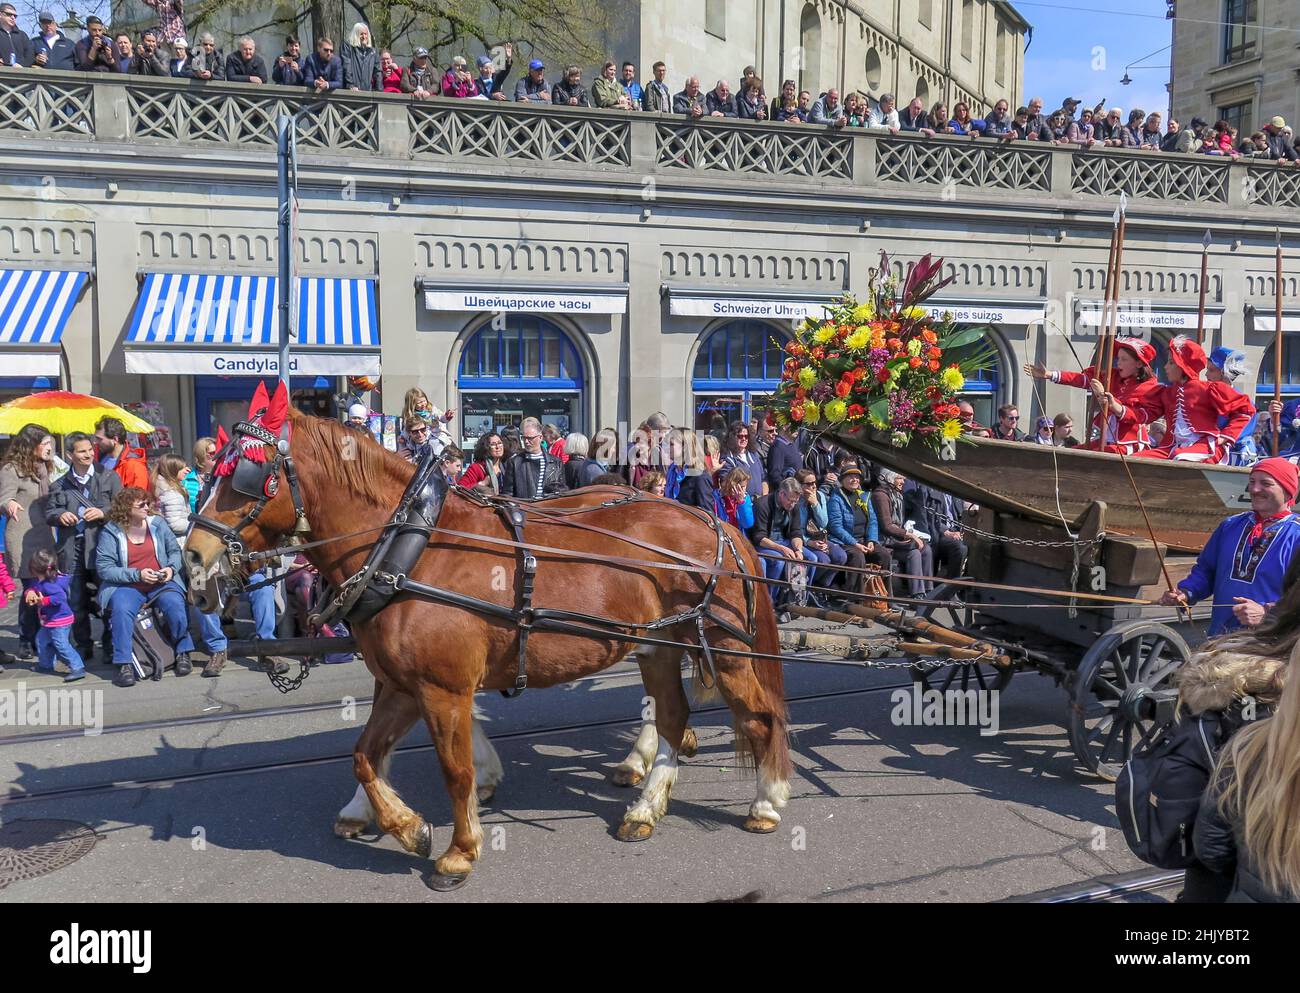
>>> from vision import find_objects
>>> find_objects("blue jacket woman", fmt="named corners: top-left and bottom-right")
top-left (95, 492), bottom-right (195, 686)
top-left (826, 484), bottom-right (879, 546)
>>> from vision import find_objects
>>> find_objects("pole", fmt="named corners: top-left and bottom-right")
top-left (1086, 204), bottom-right (1122, 445)
top-left (1275, 227), bottom-right (1284, 456)
top-left (1099, 196), bottom-right (1127, 449)
top-left (1195, 229), bottom-right (1210, 346)
top-left (276, 113), bottom-right (293, 396)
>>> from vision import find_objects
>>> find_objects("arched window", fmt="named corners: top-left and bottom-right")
top-left (865, 48), bottom-right (882, 91)
top-left (691, 320), bottom-right (789, 430)
top-left (457, 316), bottom-right (586, 448)
top-left (915, 77), bottom-right (929, 105)
top-left (947, 333), bottom-right (1005, 427)
top-left (799, 4), bottom-right (821, 97)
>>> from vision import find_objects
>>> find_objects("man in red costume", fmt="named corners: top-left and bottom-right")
top-left (1024, 336), bottom-right (1161, 453)
top-left (1116, 336), bottom-right (1255, 463)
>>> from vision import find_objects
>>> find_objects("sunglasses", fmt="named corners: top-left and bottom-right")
top-left (321, 47), bottom-right (333, 53)
top-left (735, 432), bottom-right (749, 439)
top-left (134, 500), bottom-right (151, 508)
top-left (1004, 415), bottom-right (1020, 421)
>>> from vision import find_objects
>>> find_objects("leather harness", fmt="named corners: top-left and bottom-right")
top-left (195, 420), bottom-right (759, 697)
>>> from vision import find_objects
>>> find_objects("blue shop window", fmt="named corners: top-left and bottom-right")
top-left (692, 320), bottom-right (788, 385)
top-left (459, 317), bottom-right (583, 391)
top-left (193, 375), bottom-right (337, 439)
top-left (1257, 338), bottom-right (1300, 394)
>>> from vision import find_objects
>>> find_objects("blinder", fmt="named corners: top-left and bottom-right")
top-left (189, 417), bottom-right (310, 574)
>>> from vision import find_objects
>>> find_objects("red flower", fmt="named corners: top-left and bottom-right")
top-left (875, 368), bottom-right (891, 383)
top-left (790, 404), bottom-right (805, 422)
top-left (847, 404), bottom-right (865, 419)
top-left (835, 379), bottom-right (852, 398)
top-left (811, 346), bottom-right (826, 360)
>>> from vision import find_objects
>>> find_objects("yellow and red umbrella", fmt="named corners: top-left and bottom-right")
top-left (0, 391), bottom-right (155, 436)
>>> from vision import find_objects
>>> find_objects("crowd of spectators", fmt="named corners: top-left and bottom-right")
top-left (2, 7), bottom-right (1297, 164)
top-left (0, 416), bottom-right (309, 687)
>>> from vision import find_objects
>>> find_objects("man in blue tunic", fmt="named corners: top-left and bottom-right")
top-left (1161, 457), bottom-right (1300, 634)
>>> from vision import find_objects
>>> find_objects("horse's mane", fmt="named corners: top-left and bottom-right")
top-left (290, 409), bottom-right (416, 510)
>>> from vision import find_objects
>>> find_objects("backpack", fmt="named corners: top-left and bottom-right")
top-left (1116, 713), bottom-right (1225, 869)
top-left (131, 605), bottom-right (176, 682)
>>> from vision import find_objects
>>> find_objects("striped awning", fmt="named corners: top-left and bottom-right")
top-left (0, 269), bottom-right (87, 376)
top-left (125, 274), bottom-right (379, 376)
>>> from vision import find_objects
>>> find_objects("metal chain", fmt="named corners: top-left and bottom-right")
top-left (937, 513), bottom-right (1104, 549)
top-left (265, 658), bottom-right (312, 695)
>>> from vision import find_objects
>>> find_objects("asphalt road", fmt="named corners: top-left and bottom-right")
top-left (0, 605), bottom-right (1161, 903)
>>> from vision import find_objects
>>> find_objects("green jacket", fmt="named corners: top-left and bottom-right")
top-left (592, 76), bottom-right (629, 109)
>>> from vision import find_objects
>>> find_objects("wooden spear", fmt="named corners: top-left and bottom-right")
top-left (1195, 229), bottom-right (1211, 346)
top-left (1087, 199), bottom-right (1123, 445)
top-left (1099, 194), bottom-right (1128, 449)
top-left (1275, 227), bottom-right (1284, 456)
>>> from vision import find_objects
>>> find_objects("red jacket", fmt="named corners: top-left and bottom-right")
top-left (112, 445), bottom-right (149, 491)
top-left (1054, 367), bottom-right (1161, 450)
top-left (1124, 379), bottom-right (1255, 459)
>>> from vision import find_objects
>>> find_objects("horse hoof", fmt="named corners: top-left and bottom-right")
top-left (610, 767), bottom-right (643, 788)
top-left (679, 728), bottom-right (698, 758)
top-left (333, 818), bottom-right (369, 839)
top-left (476, 785), bottom-right (497, 805)
top-left (413, 822), bottom-right (434, 859)
top-left (743, 816), bottom-right (780, 834)
top-left (617, 820), bottom-right (655, 843)
top-left (425, 870), bottom-right (470, 892)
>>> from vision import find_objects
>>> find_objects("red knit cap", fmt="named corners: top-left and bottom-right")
top-left (1251, 457), bottom-right (1299, 503)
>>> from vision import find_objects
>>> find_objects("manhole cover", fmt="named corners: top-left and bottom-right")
top-left (0, 818), bottom-right (100, 889)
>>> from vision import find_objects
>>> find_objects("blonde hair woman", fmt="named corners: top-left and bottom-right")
top-left (151, 453), bottom-right (192, 537)
top-left (1195, 647), bottom-right (1300, 902)
top-left (400, 386), bottom-right (454, 449)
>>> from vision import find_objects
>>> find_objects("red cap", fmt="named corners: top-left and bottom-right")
top-left (1251, 457), bottom-right (1299, 503)
top-left (1168, 336), bottom-right (1207, 380)
top-left (1113, 336), bottom-right (1156, 367)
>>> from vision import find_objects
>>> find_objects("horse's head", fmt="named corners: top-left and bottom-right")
top-left (185, 382), bottom-right (308, 613)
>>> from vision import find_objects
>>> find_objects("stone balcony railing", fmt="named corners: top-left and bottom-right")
top-left (4, 69), bottom-right (1300, 211)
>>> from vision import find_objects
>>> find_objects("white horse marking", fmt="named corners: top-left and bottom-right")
top-left (623, 734), bottom-right (678, 826)
top-left (749, 766), bottom-right (790, 824)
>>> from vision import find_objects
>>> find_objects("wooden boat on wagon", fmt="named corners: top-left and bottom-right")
top-left (834, 430), bottom-right (1250, 553)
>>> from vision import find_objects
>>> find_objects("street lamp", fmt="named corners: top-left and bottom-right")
top-left (276, 103), bottom-right (326, 395)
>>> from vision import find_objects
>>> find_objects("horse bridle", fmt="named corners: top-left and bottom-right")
top-left (189, 417), bottom-right (311, 571)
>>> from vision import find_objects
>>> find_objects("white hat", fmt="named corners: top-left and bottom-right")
top-left (348, 403), bottom-right (368, 419)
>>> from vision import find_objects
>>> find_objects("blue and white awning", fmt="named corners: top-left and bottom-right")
top-left (0, 269), bottom-right (87, 376)
top-left (125, 274), bottom-right (380, 376)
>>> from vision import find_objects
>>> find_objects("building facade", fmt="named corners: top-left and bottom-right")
top-left (1170, 0), bottom-right (1300, 136)
top-left (4, 70), bottom-right (1300, 457)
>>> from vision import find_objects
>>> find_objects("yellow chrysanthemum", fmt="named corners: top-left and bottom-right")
top-left (812, 324), bottom-right (837, 345)
top-left (797, 367), bottom-right (817, 390)
top-left (824, 399), bottom-right (848, 424)
top-left (851, 302), bottom-right (875, 323)
top-left (803, 402), bottom-right (821, 425)
top-left (941, 419), bottom-right (962, 440)
top-left (845, 328), bottom-right (872, 351)
top-left (941, 367), bottom-right (965, 391)
top-left (906, 338), bottom-right (923, 357)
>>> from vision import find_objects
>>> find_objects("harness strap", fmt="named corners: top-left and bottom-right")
top-left (501, 505), bottom-right (533, 698)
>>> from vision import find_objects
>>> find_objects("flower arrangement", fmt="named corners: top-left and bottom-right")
top-left (770, 251), bottom-right (996, 452)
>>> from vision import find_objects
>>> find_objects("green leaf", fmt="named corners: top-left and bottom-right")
top-left (868, 396), bottom-right (890, 424)
top-left (940, 325), bottom-right (993, 351)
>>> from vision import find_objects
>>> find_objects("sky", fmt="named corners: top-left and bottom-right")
top-left (1016, 0), bottom-right (1174, 120)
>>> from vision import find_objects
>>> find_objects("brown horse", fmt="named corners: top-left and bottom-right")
top-left (184, 409), bottom-right (791, 888)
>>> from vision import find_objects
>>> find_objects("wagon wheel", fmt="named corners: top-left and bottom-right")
top-left (909, 583), bottom-right (1012, 694)
top-left (1068, 621), bottom-right (1190, 782)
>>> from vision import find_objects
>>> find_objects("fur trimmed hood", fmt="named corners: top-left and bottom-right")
top-left (1177, 647), bottom-right (1288, 716)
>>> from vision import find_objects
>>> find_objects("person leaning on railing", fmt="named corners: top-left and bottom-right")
top-left (0, 1), bottom-right (32, 67)
top-left (642, 61), bottom-right (670, 113)
top-left (224, 35), bottom-right (267, 84)
top-left (866, 92), bottom-right (900, 133)
top-left (441, 54), bottom-right (477, 98)
top-left (341, 22), bottom-right (377, 92)
top-left (673, 76), bottom-right (705, 118)
top-left (591, 59), bottom-right (632, 110)
top-left (552, 64), bottom-right (588, 107)
top-left (705, 79), bottom-right (738, 119)
top-left (30, 10), bottom-right (76, 70)
top-left (167, 38), bottom-right (192, 78)
top-left (376, 49), bottom-right (405, 94)
top-left (473, 44), bottom-right (512, 100)
top-left (402, 47), bottom-right (438, 98)
top-left (303, 36), bottom-right (342, 94)
top-left (514, 59), bottom-right (549, 102)
top-left (188, 33), bottom-right (225, 81)
top-left (73, 15), bottom-right (117, 71)
top-left (129, 30), bottom-right (169, 77)
top-left (898, 96), bottom-right (934, 136)
top-left (271, 35), bottom-right (304, 86)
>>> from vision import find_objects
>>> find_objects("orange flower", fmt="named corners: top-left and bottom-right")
top-left (928, 359), bottom-right (941, 372)
top-left (886, 338), bottom-right (902, 352)
top-left (909, 356), bottom-right (922, 369)
top-left (921, 329), bottom-right (938, 344)
top-left (928, 346), bottom-right (942, 360)
top-left (835, 379), bottom-right (852, 398)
